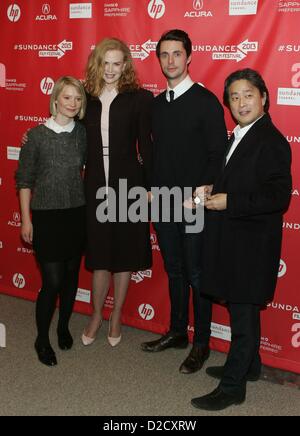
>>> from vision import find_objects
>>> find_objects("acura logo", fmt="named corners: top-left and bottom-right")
top-left (193, 0), bottom-right (203, 10)
top-left (42, 4), bottom-right (50, 14)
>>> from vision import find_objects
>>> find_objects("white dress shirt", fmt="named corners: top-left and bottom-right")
top-left (44, 116), bottom-right (75, 133)
top-left (166, 75), bottom-right (194, 102)
top-left (226, 116), bottom-right (264, 165)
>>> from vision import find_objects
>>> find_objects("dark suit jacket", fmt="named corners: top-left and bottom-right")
top-left (203, 114), bottom-right (292, 305)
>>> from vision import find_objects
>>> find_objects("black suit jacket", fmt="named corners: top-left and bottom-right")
top-left (203, 114), bottom-right (292, 305)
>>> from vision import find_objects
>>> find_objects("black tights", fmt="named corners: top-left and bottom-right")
top-left (35, 256), bottom-right (81, 347)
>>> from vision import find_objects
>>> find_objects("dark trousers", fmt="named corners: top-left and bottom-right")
top-left (220, 303), bottom-right (262, 396)
top-left (155, 221), bottom-right (212, 347)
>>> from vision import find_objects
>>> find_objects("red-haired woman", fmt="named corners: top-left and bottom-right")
top-left (82, 38), bottom-right (153, 347)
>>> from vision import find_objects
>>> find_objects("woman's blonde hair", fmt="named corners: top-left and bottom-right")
top-left (85, 38), bottom-right (139, 97)
top-left (50, 76), bottom-right (87, 120)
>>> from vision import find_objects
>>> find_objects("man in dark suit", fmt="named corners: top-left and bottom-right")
top-left (141, 29), bottom-right (228, 374)
top-left (191, 69), bottom-right (292, 411)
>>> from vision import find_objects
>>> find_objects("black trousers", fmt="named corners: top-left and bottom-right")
top-left (219, 303), bottom-right (262, 396)
top-left (155, 221), bottom-right (212, 347)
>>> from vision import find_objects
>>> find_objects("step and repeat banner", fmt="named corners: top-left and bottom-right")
top-left (0, 0), bottom-right (300, 373)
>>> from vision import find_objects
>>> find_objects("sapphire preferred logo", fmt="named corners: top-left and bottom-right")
top-left (1, 61), bottom-right (26, 92)
top-left (260, 337), bottom-right (282, 354)
top-left (277, 63), bottom-right (300, 106)
top-left (0, 64), bottom-right (5, 87)
top-left (103, 2), bottom-right (130, 17)
top-left (148, 0), bottom-right (165, 19)
top-left (278, 1), bottom-right (300, 13)
top-left (7, 4), bottom-right (21, 22)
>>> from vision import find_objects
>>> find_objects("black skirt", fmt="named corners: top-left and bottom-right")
top-left (32, 206), bottom-right (86, 262)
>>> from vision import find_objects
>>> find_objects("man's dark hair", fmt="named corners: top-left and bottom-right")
top-left (156, 29), bottom-right (192, 58)
top-left (223, 68), bottom-right (270, 113)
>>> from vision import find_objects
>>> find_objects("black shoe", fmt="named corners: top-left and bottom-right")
top-left (141, 332), bottom-right (189, 352)
top-left (179, 345), bottom-right (210, 374)
top-left (191, 387), bottom-right (245, 411)
top-left (206, 366), bottom-right (260, 382)
top-left (34, 342), bottom-right (57, 367)
top-left (57, 329), bottom-right (73, 350)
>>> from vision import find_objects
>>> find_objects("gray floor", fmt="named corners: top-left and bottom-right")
top-left (0, 294), bottom-right (299, 416)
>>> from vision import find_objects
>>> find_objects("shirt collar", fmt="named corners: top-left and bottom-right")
top-left (166, 75), bottom-right (194, 102)
top-left (233, 114), bottom-right (265, 141)
top-left (44, 116), bottom-right (75, 133)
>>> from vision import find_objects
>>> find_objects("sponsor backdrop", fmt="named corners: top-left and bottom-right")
top-left (0, 0), bottom-right (299, 373)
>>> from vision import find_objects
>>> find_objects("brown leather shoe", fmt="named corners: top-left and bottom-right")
top-left (179, 345), bottom-right (210, 374)
top-left (141, 332), bottom-right (189, 352)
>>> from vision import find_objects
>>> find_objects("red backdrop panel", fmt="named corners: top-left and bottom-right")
top-left (0, 0), bottom-right (299, 373)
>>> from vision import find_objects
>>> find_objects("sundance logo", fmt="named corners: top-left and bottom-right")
top-left (7, 4), bottom-right (21, 22)
top-left (130, 39), bottom-right (157, 61)
top-left (131, 270), bottom-right (152, 284)
top-left (7, 146), bottom-right (20, 161)
top-left (13, 273), bottom-right (26, 289)
top-left (70, 3), bottom-right (92, 19)
top-left (292, 324), bottom-right (300, 348)
top-left (148, 0), bottom-right (165, 19)
top-left (139, 304), bottom-right (155, 321)
top-left (229, 0), bottom-right (258, 15)
top-left (277, 64), bottom-right (300, 106)
top-left (194, 39), bottom-right (258, 62)
top-left (40, 77), bottom-right (54, 95)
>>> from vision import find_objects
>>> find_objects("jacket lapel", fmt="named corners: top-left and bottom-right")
top-left (222, 114), bottom-right (270, 176)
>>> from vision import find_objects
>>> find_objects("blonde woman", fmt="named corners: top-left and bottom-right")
top-left (16, 76), bottom-right (87, 366)
top-left (82, 38), bottom-right (153, 347)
